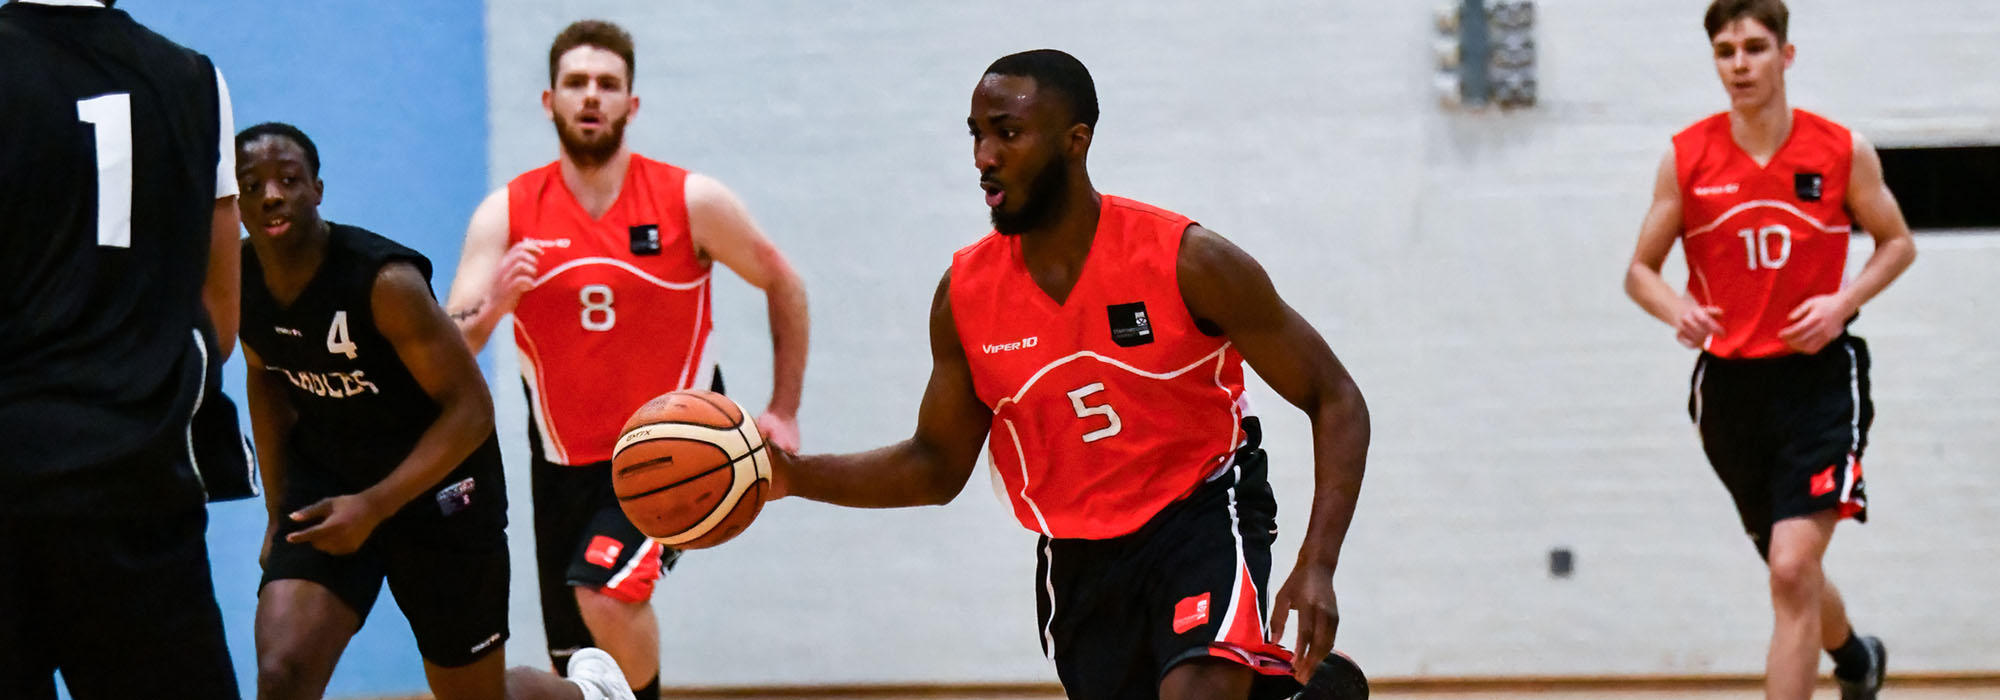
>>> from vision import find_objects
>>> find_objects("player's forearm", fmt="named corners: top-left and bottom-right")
top-left (785, 440), bottom-right (966, 508)
top-left (1835, 235), bottom-right (1916, 312)
top-left (1624, 262), bottom-right (1686, 327)
top-left (1296, 377), bottom-right (1370, 569)
top-left (360, 392), bottom-right (494, 514)
top-left (205, 198), bottom-right (241, 360)
top-left (764, 273), bottom-right (809, 416)
top-left (247, 389), bottom-right (294, 521)
top-left (447, 298), bottom-right (503, 355)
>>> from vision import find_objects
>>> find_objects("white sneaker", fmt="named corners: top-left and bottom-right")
top-left (566, 647), bottom-right (637, 700)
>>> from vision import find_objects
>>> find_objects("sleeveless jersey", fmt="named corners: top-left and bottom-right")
top-left (951, 196), bottom-right (1250, 540)
top-left (1675, 109), bottom-right (1854, 359)
top-left (507, 155), bottom-right (713, 466)
top-left (241, 224), bottom-right (505, 496)
top-left (0, 3), bottom-right (225, 514)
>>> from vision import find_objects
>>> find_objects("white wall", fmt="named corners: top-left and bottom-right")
top-left (481, 0), bottom-right (2000, 685)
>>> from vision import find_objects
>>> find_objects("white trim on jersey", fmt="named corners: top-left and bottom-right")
top-left (213, 67), bottom-right (236, 199)
top-left (674, 276), bottom-right (709, 391)
top-left (532, 257), bottom-right (711, 291)
top-left (184, 328), bottom-right (209, 494)
top-left (1002, 418), bottom-right (1055, 536)
top-left (1685, 199), bottom-right (1854, 238)
top-left (515, 324), bottom-right (571, 464)
top-left (993, 343), bottom-right (1234, 410)
top-left (18, 0), bottom-right (108, 7)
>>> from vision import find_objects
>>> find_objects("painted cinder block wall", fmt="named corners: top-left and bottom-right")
top-left (481, 0), bottom-right (2000, 685)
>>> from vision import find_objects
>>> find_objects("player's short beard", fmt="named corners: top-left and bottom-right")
top-left (991, 159), bottom-right (1070, 236)
top-left (553, 112), bottom-right (627, 169)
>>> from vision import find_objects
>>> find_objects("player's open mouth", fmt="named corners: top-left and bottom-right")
top-left (263, 217), bottom-right (291, 236)
top-left (577, 113), bottom-right (604, 127)
top-left (981, 182), bottom-right (1005, 208)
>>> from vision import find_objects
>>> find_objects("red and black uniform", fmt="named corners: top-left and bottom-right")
top-left (1675, 109), bottom-right (1870, 557)
top-left (951, 196), bottom-right (1298, 700)
top-left (506, 154), bottom-right (715, 671)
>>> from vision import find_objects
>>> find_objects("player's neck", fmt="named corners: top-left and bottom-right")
top-left (559, 147), bottom-right (633, 219)
top-left (251, 218), bottom-right (331, 306)
top-left (1015, 186), bottom-right (1102, 302)
top-left (1728, 96), bottom-right (1793, 166)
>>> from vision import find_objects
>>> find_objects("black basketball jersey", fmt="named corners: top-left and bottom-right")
top-left (241, 224), bottom-right (505, 507)
top-left (0, 3), bottom-right (226, 514)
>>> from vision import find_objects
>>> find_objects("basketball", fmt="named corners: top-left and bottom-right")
top-left (611, 390), bottom-right (772, 549)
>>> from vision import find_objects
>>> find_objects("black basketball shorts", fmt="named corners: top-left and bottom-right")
top-left (1035, 448), bottom-right (1302, 700)
top-left (1690, 334), bottom-right (1872, 558)
top-left (260, 465), bottom-right (510, 668)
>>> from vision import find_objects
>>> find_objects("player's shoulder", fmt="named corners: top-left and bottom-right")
top-left (505, 160), bottom-right (564, 191)
top-left (1791, 108), bottom-right (1856, 151)
top-left (1102, 194), bottom-right (1192, 228)
top-left (333, 222), bottom-right (434, 283)
top-left (1671, 111), bottom-right (1732, 145)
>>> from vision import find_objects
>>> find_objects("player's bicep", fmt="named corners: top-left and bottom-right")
top-left (1179, 226), bottom-right (1353, 411)
top-left (373, 263), bottom-right (491, 408)
top-left (686, 173), bottom-right (796, 290)
top-left (1631, 148), bottom-right (1684, 270)
top-left (443, 188), bottom-right (509, 311)
top-left (912, 270), bottom-right (993, 479)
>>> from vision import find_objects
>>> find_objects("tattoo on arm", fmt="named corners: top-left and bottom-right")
top-left (447, 300), bottom-right (483, 323)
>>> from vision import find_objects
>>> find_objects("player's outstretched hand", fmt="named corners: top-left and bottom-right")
top-left (488, 240), bottom-right (542, 315)
top-left (756, 410), bottom-right (800, 453)
top-left (1674, 302), bottom-right (1725, 349)
top-left (1779, 293), bottom-right (1852, 354)
top-left (1271, 560), bottom-right (1340, 682)
top-left (286, 494), bottom-right (388, 557)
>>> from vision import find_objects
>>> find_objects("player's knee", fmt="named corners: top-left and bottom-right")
top-left (255, 649), bottom-right (320, 699)
top-left (576, 582), bottom-right (651, 615)
top-left (1766, 550), bottom-right (1823, 602)
top-left (1159, 657), bottom-right (1253, 700)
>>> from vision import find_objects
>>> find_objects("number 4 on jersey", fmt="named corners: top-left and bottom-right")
top-left (326, 310), bottom-right (358, 359)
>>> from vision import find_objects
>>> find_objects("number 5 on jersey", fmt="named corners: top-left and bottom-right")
top-left (1067, 382), bottom-right (1123, 443)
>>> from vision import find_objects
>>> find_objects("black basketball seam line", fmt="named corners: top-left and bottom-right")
top-left (617, 462), bottom-right (735, 503)
top-left (685, 390), bottom-right (770, 485)
top-left (616, 439), bottom-right (767, 480)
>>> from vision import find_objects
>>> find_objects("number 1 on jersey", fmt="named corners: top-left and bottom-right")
top-left (1067, 382), bottom-right (1123, 443)
top-left (76, 93), bottom-right (133, 248)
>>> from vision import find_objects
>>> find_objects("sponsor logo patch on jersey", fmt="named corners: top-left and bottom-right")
top-left (1795, 172), bottom-right (1824, 202)
top-left (629, 224), bottom-right (661, 255)
top-left (585, 535), bottom-right (624, 568)
top-left (1173, 592), bottom-right (1212, 634)
top-left (1693, 182), bottom-right (1740, 197)
top-left (1107, 301), bottom-right (1154, 347)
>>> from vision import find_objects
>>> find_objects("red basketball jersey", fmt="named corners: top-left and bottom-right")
top-left (508, 155), bottom-right (713, 465)
top-left (951, 196), bottom-right (1249, 540)
top-left (1675, 109), bottom-right (1854, 359)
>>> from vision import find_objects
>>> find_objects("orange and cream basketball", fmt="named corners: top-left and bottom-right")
top-left (611, 390), bottom-right (770, 549)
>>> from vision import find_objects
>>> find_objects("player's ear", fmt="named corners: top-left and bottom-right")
top-left (1066, 123), bottom-right (1092, 159)
top-left (629, 94), bottom-right (641, 120)
top-left (309, 176), bottom-right (324, 206)
top-left (1781, 42), bottom-right (1796, 69)
top-left (541, 89), bottom-right (555, 118)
